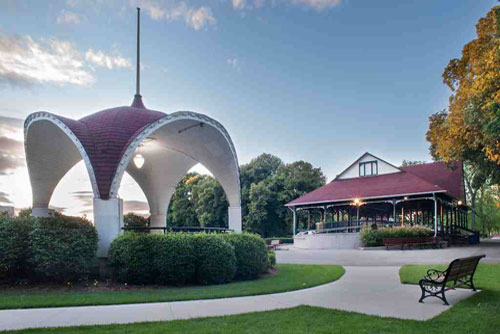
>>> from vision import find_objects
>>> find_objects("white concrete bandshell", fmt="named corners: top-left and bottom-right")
top-left (24, 113), bottom-right (100, 212)
top-left (114, 111), bottom-right (241, 229)
top-left (24, 109), bottom-right (242, 255)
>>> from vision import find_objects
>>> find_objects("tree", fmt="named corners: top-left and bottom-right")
top-left (245, 159), bottom-right (326, 237)
top-left (464, 163), bottom-right (489, 230)
top-left (401, 160), bottom-right (426, 167)
top-left (239, 154), bottom-right (283, 228)
top-left (123, 212), bottom-right (149, 232)
top-left (475, 184), bottom-right (500, 236)
top-left (193, 176), bottom-right (228, 228)
top-left (426, 6), bottom-right (500, 183)
top-left (167, 173), bottom-right (201, 227)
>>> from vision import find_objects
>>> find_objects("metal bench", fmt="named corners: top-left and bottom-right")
top-left (382, 237), bottom-right (446, 250)
top-left (418, 254), bottom-right (485, 305)
top-left (267, 239), bottom-right (281, 251)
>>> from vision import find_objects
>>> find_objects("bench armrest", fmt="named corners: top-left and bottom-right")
top-left (423, 269), bottom-right (446, 282)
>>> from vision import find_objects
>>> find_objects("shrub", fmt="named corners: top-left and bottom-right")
top-left (0, 216), bottom-right (33, 278)
top-left (154, 233), bottom-right (196, 285)
top-left (109, 233), bottom-right (235, 285)
top-left (360, 226), bottom-right (434, 247)
top-left (268, 250), bottom-right (276, 268)
top-left (108, 233), bottom-right (158, 284)
top-left (223, 233), bottom-right (269, 280)
top-left (29, 216), bottom-right (98, 281)
top-left (194, 234), bottom-right (236, 285)
top-left (123, 213), bottom-right (149, 233)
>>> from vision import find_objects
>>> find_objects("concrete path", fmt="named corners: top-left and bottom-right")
top-left (0, 266), bottom-right (476, 331)
top-left (276, 241), bottom-right (500, 266)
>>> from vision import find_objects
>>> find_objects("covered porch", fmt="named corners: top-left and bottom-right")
top-left (289, 192), bottom-right (474, 243)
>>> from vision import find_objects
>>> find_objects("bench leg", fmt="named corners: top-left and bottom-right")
top-left (418, 281), bottom-right (426, 303)
top-left (419, 281), bottom-right (449, 306)
top-left (441, 291), bottom-right (449, 306)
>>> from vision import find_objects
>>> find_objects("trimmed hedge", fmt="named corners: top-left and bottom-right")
top-left (109, 233), bottom-right (239, 285)
top-left (109, 233), bottom-right (197, 285)
top-left (360, 226), bottom-right (433, 247)
top-left (0, 215), bottom-right (98, 282)
top-left (0, 217), bottom-right (32, 277)
top-left (29, 216), bottom-right (98, 281)
top-left (268, 250), bottom-right (276, 269)
top-left (108, 233), bottom-right (159, 284)
top-left (223, 233), bottom-right (269, 280)
top-left (194, 234), bottom-right (236, 285)
top-left (155, 233), bottom-right (196, 285)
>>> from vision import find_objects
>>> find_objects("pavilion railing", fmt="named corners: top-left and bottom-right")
top-left (314, 220), bottom-right (401, 234)
top-left (121, 226), bottom-right (232, 234)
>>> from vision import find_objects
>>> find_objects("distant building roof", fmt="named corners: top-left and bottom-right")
top-left (286, 161), bottom-right (465, 207)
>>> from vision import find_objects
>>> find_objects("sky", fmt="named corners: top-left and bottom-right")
top-left (0, 0), bottom-right (497, 217)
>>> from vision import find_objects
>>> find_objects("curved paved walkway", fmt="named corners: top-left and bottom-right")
top-left (0, 266), bottom-right (476, 331)
top-left (276, 240), bottom-right (500, 266)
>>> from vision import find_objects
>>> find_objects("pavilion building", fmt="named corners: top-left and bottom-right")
top-left (286, 153), bottom-right (473, 249)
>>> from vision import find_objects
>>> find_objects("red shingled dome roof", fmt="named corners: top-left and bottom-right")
top-left (54, 99), bottom-right (165, 199)
top-left (286, 161), bottom-right (465, 207)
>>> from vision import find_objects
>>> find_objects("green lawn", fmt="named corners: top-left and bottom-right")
top-left (4, 263), bottom-right (499, 334)
top-left (0, 264), bottom-right (344, 310)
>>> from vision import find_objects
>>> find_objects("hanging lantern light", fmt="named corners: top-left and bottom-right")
top-left (134, 153), bottom-right (145, 168)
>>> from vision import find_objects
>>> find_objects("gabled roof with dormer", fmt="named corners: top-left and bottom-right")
top-left (286, 158), bottom-right (465, 207)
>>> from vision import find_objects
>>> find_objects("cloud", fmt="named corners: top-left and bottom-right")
top-left (0, 33), bottom-right (134, 88)
top-left (0, 191), bottom-right (12, 204)
top-left (0, 34), bottom-right (94, 87)
top-left (123, 200), bottom-right (149, 212)
top-left (0, 116), bottom-right (25, 175)
top-left (292, 0), bottom-right (343, 11)
top-left (85, 49), bottom-right (132, 69)
top-left (72, 190), bottom-right (94, 207)
top-left (136, 1), bottom-right (216, 31)
top-left (56, 9), bottom-right (84, 24)
top-left (227, 57), bottom-right (242, 71)
top-left (184, 6), bottom-right (215, 31)
top-left (231, 0), bottom-right (343, 11)
top-left (232, 0), bottom-right (247, 9)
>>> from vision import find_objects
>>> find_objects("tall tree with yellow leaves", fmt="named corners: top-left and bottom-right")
top-left (427, 6), bottom-right (500, 186)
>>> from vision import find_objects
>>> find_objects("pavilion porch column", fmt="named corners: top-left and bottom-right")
top-left (228, 206), bottom-right (242, 233)
top-left (93, 197), bottom-right (123, 258)
top-left (292, 206), bottom-right (297, 236)
top-left (307, 210), bottom-right (311, 230)
top-left (433, 194), bottom-right (438, 237)
top-left (392, 199), bottom-right (396, 224)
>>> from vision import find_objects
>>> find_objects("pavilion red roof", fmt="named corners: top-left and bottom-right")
top-left (286, 161), bottom-right (465, 207)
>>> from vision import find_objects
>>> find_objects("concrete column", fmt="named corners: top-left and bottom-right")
top-left (292, 207), bottom-right (297, 236)
top-left (433, 194), bottom-right (438, 237)
top-left (31, 207), bottom-right (53, 217)
top-left (228, 206), bottom-right (242, 233)
top-left (94, 198), bottom-right (123, 258)
top-left (149, 212), bottom-right (166, 234)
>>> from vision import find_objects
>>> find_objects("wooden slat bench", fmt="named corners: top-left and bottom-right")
top-left (418, 254), bottom-right (485, 305)
top-left (267, 239), bottom-right (281, 251)
top-left (382, 237), bottom-right (446, 250)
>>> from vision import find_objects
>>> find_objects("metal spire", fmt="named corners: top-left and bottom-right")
top-left (132, 7), bottom-right (145, 108)
top-left (136, 7), bottom-right (140, 96)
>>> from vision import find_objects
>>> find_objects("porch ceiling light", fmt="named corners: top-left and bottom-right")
top-left (457, 200), bottom-right (463, 206)
top-left (134, 153), bottom-right (145, 168)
